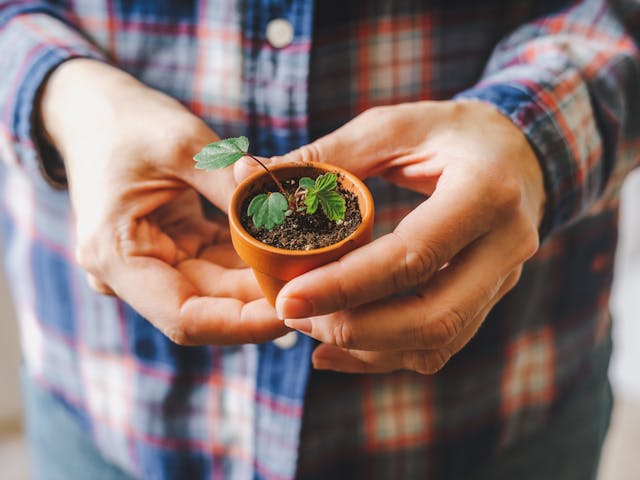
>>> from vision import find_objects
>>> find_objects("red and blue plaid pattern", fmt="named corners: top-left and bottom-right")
top-left (1, 1), bottom-right (639, 479)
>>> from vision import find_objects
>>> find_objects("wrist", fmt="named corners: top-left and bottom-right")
top-left (38, 59), bottom-right (143, 156)
top-left (450, 99), bottom-right (546, 229)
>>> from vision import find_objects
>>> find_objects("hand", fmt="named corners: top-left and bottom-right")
top-left (261, 101), bottom-right (545, 373)
top-left (40, 59), bottom-right (287, 345)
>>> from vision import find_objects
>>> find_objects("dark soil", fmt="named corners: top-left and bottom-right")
top-left (240, 177), bottom-right (362, 250)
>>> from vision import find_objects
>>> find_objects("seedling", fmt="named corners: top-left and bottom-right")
top-left (297, 174), bottom-right (346, 222)
top-left (194, 136), bottom-right (346, 230)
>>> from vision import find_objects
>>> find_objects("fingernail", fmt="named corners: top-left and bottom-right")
top-left (284, 317), bottom-right (313, 335)
top-left (276, 296), bottom-right (314, 319)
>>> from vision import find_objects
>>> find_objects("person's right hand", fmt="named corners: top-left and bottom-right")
top-left (40, 59), bottom-right (288, 345)
top-left (240, 100), bottom-right (544, 374)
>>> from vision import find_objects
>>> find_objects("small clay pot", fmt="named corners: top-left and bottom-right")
top-left (229, 162), bottom-right (375, 306)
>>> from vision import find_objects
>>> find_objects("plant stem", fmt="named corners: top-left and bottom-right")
top-left (244, 152), bottom-right (293, 209)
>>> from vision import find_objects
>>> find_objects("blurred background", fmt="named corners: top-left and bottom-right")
top-left (1, 172), bottom-right (639, 479)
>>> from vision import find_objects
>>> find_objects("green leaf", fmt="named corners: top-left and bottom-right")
top-left (247, 192), bottom-right (288, 229)
top-left (304, 190), bottom-right (319, 214)
top-left (317, 190), bottom-right (346, 222)
top-left (299, 177), bottom-right (316, 191)
top-left (193, 136), bottom-right (249, 170)
top-left (226, 136), bottom-right (250, 152)
top-left (314, 173), bottom-right (337, 192)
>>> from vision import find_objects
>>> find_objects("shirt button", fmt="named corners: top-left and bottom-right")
top-left (266, 18), bottom-right (294, 48)
top-left (273, 331), bottom-right (298, 349)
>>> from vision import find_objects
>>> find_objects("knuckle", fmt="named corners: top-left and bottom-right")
top-left (391, 234), bottom-right (438, 291)
top-left (166, 296), bottom-right (209, 346)
top-left (331, 318), bottom-right (355, 349)
top-left (427, 349), bottom-right (452, 373)
top-left (332, 261), bottom-right (351, 310)
top-left (74, 244), bottom-right (93, 270)
top-left (509, 216), bottom-right (540, 263)
top-left (360, 105), bottom-right (386, 119)
top-left (295, 143), bottom-right (322, 164)
top-left (86, 274), bottom-right (113, 296)
top-left (412, 317), bottom-right (430, 349)
top-left (521, 224), bottom-right (540, 259)
top-left (506, 268), bottom-right (522, 290)
top-left (75, 237), bottom-right (104, 275)
top-left (405, 349), bottom-right (451, 375)
top-left (75, 218), bottom-right (127, 276)
top-left (404, 351), bottom-right (426, 374)
top-left (495, 177), bottom-right (522, 213)
top-left (431, 307), bottom-right (466, 347)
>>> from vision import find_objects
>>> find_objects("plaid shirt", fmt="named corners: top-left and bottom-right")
top-left (1, 0), bottom-right (639, 478)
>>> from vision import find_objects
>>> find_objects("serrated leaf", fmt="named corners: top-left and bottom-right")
top-left (315, 172), bottom-right (337, 192)
top-left (193, 136), bottom-right (249, 170)
top-left (305, 190), bottom-right (319, 214)
top-left (299, 177), bottom-right (316, 191)
top-left (226, 136), bottom-right (250, 152)
top-left (247, 192), bottom-right (288, 229)
top-left (317, 190), bottom-right (346, 222)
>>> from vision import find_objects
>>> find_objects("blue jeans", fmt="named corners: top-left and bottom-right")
top-left (23, 338), bottom-right (612, 480)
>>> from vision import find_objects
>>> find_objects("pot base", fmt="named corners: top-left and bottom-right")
top-left (251, 270), bottom-right (286, 307)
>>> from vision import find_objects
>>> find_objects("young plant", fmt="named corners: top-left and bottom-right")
top-left (194, 136), bottom-right (346, 229)
top-left (298, 174), bottom-right (346, 222)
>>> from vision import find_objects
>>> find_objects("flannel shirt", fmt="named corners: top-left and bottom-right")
top-left (1, 0), bottom-right (639, 479)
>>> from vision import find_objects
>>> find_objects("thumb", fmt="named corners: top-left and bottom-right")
top-left (241, 114), bottom-right (387, 180)
top-left (232, 155), bottom-right (277, 185)
top-left (277, 135), bottom-right (371, 178)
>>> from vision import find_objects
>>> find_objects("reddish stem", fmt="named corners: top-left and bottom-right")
top-left (244, 152), bottom-right (294, 209)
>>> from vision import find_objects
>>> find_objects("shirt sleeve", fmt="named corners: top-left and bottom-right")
top-left (0, 2), bottom-right (107, 188)
top-left (455, 0), bottom-right (640, 238)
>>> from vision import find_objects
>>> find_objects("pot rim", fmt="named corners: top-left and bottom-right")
top-left (229, 161), bottom-right (374, 257)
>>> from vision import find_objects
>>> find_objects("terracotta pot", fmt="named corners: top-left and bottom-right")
top-left (229, 162), bottom-right (375, 306)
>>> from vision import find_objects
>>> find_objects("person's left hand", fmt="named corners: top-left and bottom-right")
top-left (40, 59), bottom-right (288, 346)
top-left (237, 100), bottom-right (545, 374)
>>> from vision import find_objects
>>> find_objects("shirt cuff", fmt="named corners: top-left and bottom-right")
top-left (2, 12), bottom-right (107, 189)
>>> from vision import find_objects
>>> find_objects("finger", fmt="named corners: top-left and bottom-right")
top-left (107, 255), bottom-right (286, 345)
top-left (183, 163), bottom-right (238, 212)
top-left (177, 259), bottom-right (263, 302)
top-left (312, 269), bottom-right (521, 374)
top-left (86, 273), bottom-right (115, 296)
top-left (400, 268), bottom-right (520, 373)
top-left (233, 155), bottom-right (276, 185)
top-left (164, 221), bottom-right (219, 258)
top-left (285, 225), bottom-right (529, 351)
top-left (198, 244), bottom-right (247, 269)
top-left (403, 268), bottom-right (522, 370)
top-left (381, 159), bottom-right (444, 196)
top-left (168, 127), bottom-right (240, 211)
top-left (79, 214), bottom-right (284, 343)
top-left (262, 105), bottom-right (434, 179)
top-left (276, 167), bottom-right (501, 319)
top-left (312, 343), bottom-right (387, 373)
top-left (180, 296), bottom-right (290, 345)
top-left (152, 194), bottom-right (229, 258)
